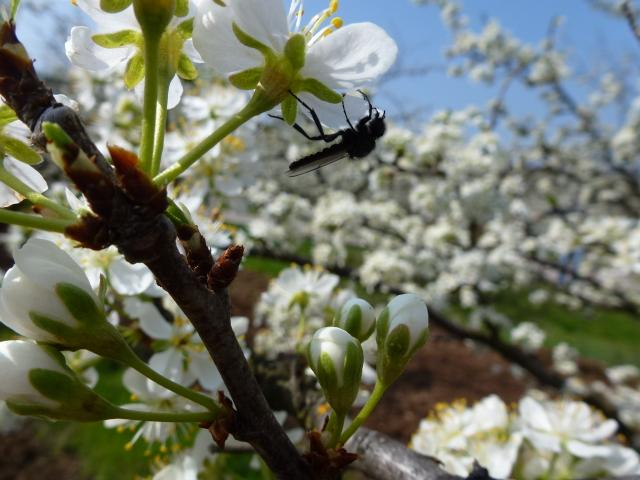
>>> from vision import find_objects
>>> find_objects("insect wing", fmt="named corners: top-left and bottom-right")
top-left (287, 147), bottom-right (349, 177)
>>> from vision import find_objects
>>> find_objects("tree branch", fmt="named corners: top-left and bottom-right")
top-left (346, 428), bottom-right (469, 480)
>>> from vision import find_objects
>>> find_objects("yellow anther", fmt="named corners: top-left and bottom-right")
top-left (331, 18), bottom-right (343, 29)
top-left (317, 403), bottom-right (331, 415)
top-left (329, 0), bottom-right (339, 14)
top-left (117, 426), bottom-right (125, 433)
top-left (160, 445), bottom-right (168, 453)
top-left (124, 442), bottom-right (134, 451)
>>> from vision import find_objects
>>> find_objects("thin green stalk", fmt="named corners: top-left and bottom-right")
top-left (0, 166), bottom-right (76, 219)
top-left (113, 406), bottom-right (216, 424)
top-left (0, 209), bottom-right (74, 232)
top-left (139, 33), bottom-right (162, 173)
top-left (327, 410), bottom-right (346, 449)
top-left (121, 347), bottom-right (221, 414)
top-left (339, 380), bottom-right (387, 445)
top-left (150, 72), bottom-right (171, 177)
top-left (153, 102), bottom-right (257, 187)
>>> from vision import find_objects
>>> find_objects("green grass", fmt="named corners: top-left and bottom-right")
top-left (493, 291), bottom-right (640, 367)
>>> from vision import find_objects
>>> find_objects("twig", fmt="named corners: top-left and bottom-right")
top-left (622, 0), bottom-right (640, 44)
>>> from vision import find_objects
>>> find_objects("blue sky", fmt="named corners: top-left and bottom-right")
top-left (10, 0), bottom-right (640, 123)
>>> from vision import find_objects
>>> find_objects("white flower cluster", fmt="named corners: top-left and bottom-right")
top-left (410, 394), bottom-right (640, 478)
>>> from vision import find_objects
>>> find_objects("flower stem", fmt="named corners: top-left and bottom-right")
top-left (339, 380), bottom-right (387, 445)
top-left (150, 72), bottom-right (170, 177)
top-left (153, 102), bottom-right (257, 187)
top-left (118, 343), bottom-right (221, 414)
top-left (327, 410), bottom-right (346, 449)
top-left (0, 209), bottom-right (74, 232)
top-left (139, 33), bottom-right (162, 174)
top-left (113, 406), bottom-right (216, 424)
top-left (0, 165), bottom-right (76, 219)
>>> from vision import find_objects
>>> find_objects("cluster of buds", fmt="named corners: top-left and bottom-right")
top-left (307, 293), bottom-right (429, 447)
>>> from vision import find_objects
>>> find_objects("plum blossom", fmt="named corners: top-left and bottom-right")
top-left (65, 0), bottom-right (202, 109)
top-left (193, 0), bottom-right (398, 126)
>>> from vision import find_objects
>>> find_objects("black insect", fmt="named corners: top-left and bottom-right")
top-left (271, 91), bottom-right (386, 177)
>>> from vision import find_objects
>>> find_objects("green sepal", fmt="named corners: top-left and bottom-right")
top-left (177, 54), bottom-right (198, 80)
top-left (284, 34), bottom-right (306, 71)
top-left (176, 0), bottom-right (189, 17)
top-left (376, 307), bottom-right (390, 346)
top-left (92, 29), bottom-right (139, 48)
top-left (339, 304), bottom-right (362, 339)
top-left (229, 67), bottom-right (263, 90)
top-left (175, 18), bottom-right (194, 39)
top-left (317, 351), bottom-right (338, 390)
top-left (281, 95), bottom-right (298, 126)
top-left (299, 78), bottom-right (342, 104)
top-left (341, 341), bottom-right (364, 404)
top-left (100, 0), bottom-right (133, 13)
top-left (30, 369), bottom-right (81, 403)
top-left (30, 311), bottom-right (131, 362)
top-left (124, 52), bottom-right (145, 89)
top-left (0, 105), bottom-right (17, 128)
top-left (0, 135), bottom-right (41, 165)
top-left (56, 283), bottom-right (105, 326)
top-left (232, 23), bottom-right (273, 57)
top-left (25, 369), bottom-right (118, 421)
top-left (385, 325), bottom-right (411, 358)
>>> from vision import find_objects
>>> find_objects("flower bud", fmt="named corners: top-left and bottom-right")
top-left (0, 340), bottom-right (117, 421)
top-left (0, 238), bottom-right (125, 357)
top-left (334, 298), bottom-right (375, 343)
top-left (376, 294), bottom-right (429, 386)
top-left (308, 327), bottom-right (364, 415)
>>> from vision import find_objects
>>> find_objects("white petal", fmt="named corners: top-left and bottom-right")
top-left (149, 349), bottom-right (195, 389)
top-left (123, 297), bottom-right (172, 340)
top-left (5, 157), bottom-right (46, 189)
top-left (567, 440), bottom-right (616, 458)
top-left (189, 350), bottom-right (223, 391)
top-left (519, 396), bottom-right (553, 432)
top-left (14, 238), bottom-right (95, 297)
top-left (108, 257), bottom-right (154, 295)
top-left (229, 0), bottom-right (289, 52)
top-left (304, 23), bottom-right (398, 89)
top-left (65, 26), bottom-right (133, 72)
top-left (74, 0), bottom-right (139, 31)
top-left (167, 76), bottom-right (184, 110)
top-left (193, 0), bottom-right (262, 76)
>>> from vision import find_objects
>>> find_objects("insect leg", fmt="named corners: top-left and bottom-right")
top-left (357, 89), bottom-right (374, 119)
top-left (268, 114), bottom-right (339, 142)
top-left (341, 94), bottom-right (355, 130)
top-left (288, 91), bottom-right (336, 142)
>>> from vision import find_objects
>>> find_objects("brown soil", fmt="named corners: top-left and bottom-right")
top-left (0, 425), bottom-right (86, 480)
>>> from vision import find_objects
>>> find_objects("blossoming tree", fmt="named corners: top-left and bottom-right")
top-left (0, 0), bottom-right (639, 478)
